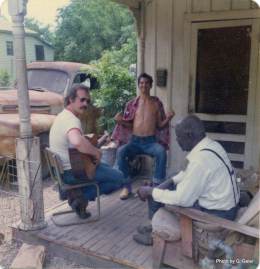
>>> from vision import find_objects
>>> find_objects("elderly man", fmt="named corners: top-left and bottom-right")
top-left (112, 73), bottom-right (174, 205)
top-left (50, 84), bottom-right (127, 218)
top-left (133, 115), bottom-right (240, 245)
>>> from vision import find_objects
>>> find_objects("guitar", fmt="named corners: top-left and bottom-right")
top-left (69, 131), bottom-right (109, 180)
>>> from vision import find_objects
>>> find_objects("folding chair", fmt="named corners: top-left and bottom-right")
top-left (44, 147), bottom-right (100, 226)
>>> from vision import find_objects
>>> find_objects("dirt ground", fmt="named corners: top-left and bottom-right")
top-left (0, 178), bottom-right (95, 269)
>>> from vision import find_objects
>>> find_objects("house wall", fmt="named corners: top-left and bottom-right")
top-left (25, 36), bottom-right (54, 63)
top-left (141, 0), bottom-right (260, 173)
top-left (0, 32), bottom-right (54, 82)
top-left (0, 32), bottom-right (15, 81)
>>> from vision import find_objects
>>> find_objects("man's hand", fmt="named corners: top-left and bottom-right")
top-left (137, 186), bottom-right (153, 201)
top-left (157, 178), bottom-right (174, 190)
top-left (114, 112), bottom-right (123, 123)
top-left (94, 150), bottom-right (102, 165)
top-left (166, 110), bottom-right (175, 121)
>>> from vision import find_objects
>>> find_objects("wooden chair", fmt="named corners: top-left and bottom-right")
top-left (44, 147), bottom-right (101, 226)
top-left (152, 191), bottom-right (260, 269)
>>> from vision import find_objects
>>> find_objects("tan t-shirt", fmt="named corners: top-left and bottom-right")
top-left (49, 109), bottom-right (82, 170)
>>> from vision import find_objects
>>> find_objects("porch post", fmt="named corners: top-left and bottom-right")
top-left (8, 0), bottom-right (46, 230)
top-left (132, 2), bottom-right (145, 75)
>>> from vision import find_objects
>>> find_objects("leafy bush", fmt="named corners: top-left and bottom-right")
top-left (0, 70), bottom-right (11, 87)
top-left (54, 0), bottom-right (137, 133)
top-left (89, 51), bottom-right (136, 132)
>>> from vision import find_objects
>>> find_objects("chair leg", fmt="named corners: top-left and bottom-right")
top-left (51, 183), bottom-right (101, 226)
top-left (93, 182), bottom-right (101, 221)
top-left (153, 233), bottom-right (166, 269)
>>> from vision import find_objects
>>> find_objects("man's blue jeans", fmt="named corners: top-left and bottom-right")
top-left (63, 162), bottom-right (128, 201)
top-left (193, 202), bottom-right (238, 221)
top-left (117, 135), bottom-right (167, 186)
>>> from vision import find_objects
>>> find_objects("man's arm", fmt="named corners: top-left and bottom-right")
top-left (152, 161), bottom-right (208, 206)
top-left (156, 108), bottom-right (175, 129)
top-left (157, 178), bottom-right (174, 189)
top-left (114, 112), bottom-right (133, 129)
top-left (67, 128), bottom-right (101, 161)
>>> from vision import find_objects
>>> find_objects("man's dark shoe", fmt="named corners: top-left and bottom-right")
top-left (137, 224), bottom-right (152, 234)
top-left (133, 232), bottom-right (153, 246)
top-left (70, 199), bottom-right (91, 219)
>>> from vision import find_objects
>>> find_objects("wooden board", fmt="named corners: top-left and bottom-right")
top-left (33, 181), bottom-right (153, 269)
top-left (166, 205), bottom-right (259, 238)
top-left (238, 190), bottom-right (260, 225)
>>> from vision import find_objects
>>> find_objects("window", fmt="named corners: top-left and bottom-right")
top-left (27, 70), bottom-right (68, 94)
top-left (35, 45), bottom-right (45, 60)
top-left (6, 41), bottom-right (13, 56)
top-left (194, 26), bottom-right (251, 115)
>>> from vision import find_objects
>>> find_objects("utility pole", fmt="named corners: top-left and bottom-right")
top-left (8, 0), bottom-right (46, 230)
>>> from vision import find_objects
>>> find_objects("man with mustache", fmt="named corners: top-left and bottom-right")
top-left (50, 84), bottom-right (127, 218)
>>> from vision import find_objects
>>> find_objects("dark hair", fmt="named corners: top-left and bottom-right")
top-left (137, 73), bottom-right (153, 86)
top-left (176, 115), bottom-right (206, 140)
top-left (64, 84), bottom-right (89, 106)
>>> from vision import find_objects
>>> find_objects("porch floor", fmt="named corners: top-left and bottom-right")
top-left (28, 181), bottom-right (153, 269)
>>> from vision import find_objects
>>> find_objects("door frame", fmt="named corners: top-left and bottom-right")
top-left (184, 18), bottom-right (260, 169)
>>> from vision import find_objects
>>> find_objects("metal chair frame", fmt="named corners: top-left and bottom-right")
top-left (44, 147), bottom-right (100, 226)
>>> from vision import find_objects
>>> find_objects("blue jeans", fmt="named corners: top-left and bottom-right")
top-left (117, 135), bottom-right (167, 186)
top-left (63, 162), bottom-right (128, 201)
top-left (193, 202), bottom-right (238, 221)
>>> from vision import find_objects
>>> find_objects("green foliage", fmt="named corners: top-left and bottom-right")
top-left (25, 18), bottom-right (55, 45)
top-left (54, 0), bottom-right (137, 132)
top-left (87, 44), bottom-right (136, 132)
top-left (0, 70), bottom-right (10, 87)
top-left (54, 0), bottom-right (135, 63)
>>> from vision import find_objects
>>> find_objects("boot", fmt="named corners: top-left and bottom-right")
top-left (137, 224), bottom-right (152, 234)
top-left (133, 232), bottom-right (153, 246)
top-left (70, 199), bottom-right (91, 219)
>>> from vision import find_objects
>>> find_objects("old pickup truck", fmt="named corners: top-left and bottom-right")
top-left (0, 61), bottom-right (98, 157)
top-left (27, 61), bottom-right (98, 96)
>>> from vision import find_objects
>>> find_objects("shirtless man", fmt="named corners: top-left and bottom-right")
top-left (114, 73), bottom-right (174, 218)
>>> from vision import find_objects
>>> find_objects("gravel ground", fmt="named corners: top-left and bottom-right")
top-left (0, 178), bottom-right (95, 269)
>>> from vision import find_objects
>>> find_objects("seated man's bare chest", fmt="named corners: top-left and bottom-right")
top-left (133, 99), bottom-right (158, 136)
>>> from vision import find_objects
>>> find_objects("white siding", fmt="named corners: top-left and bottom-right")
top-left (211, 0), bottom-right (232, 11)
top-left (144, 0), bottom-right (156, 95)
top-left (192, 0), bottom-right (211, 12)
top-left (190, 0), bottom-right (256, 12)
top-left (156, 0), bottom-right (173, 106)
top-left (0, 32), bottom-right (15, 80)
top-left (140, 0), bottom-right (260, 172)
top-left (0, 32), bottom-right (54, 81)
top-left (25, 36), bottom-right (54, 63)
top-left (231, 0), bottom-right (251, 10)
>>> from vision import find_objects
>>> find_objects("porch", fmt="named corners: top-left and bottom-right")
top-left (15, 180), bottom-right (154, 269)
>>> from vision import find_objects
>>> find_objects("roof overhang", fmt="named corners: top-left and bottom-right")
top-left (112, 0), bottom-right (141, 10)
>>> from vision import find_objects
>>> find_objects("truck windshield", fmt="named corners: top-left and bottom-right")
top-left (27, 69), bottom-right (68, 94)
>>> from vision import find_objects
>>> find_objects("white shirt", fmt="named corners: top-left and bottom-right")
top-left (49, 109), bottom-right (83, 170)
top-left (152, 137), bottom-right (240, 210)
